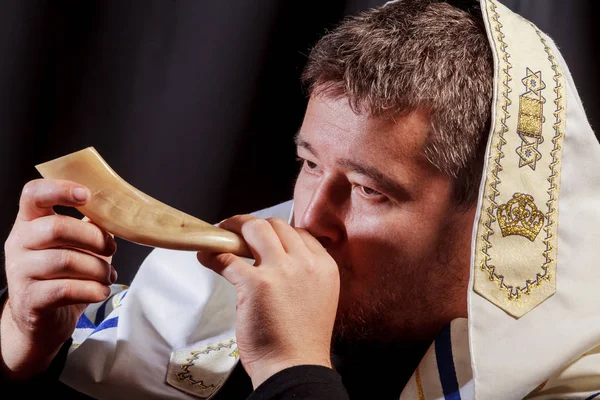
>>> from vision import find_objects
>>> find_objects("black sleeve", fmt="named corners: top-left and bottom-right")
top-left (0, 287), bottom-right (84, 397)
top-left (247, 365), bottom-right (350, 400)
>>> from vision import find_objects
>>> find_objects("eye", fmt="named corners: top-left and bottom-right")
top-left (296, 157), bottom-right (320, 173)
top-left (305, 160), bottom-right (318, 170)
top-left (359, 185), bottom-right (382, 196)
top-left (355, 184), bottom-right (387, 202)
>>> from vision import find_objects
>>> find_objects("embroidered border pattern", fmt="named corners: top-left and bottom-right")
top-left (175, 339), bottom-right (238, 390)
top-left (415, 366), bottom-right (425, 400)
top-left (479, 0), bottom-right (513, 297)
top-left (534, 25), bottom-right (564, 295)
top-left (478, 0), bottom-right (563, 300)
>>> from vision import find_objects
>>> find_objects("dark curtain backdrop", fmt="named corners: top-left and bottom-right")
top-left (1, 1), bottom-right (598, 287)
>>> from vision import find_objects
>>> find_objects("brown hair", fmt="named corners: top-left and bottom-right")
top-left (301, 0), bottom-right (493, 206)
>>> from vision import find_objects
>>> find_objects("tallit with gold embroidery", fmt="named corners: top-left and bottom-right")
top-left (468, 0), bottom-right (600, 399)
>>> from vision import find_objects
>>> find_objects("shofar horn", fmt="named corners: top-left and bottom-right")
top-left (35, 147), bottom-right (251, 257)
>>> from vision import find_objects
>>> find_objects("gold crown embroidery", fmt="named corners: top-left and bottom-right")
top-left (497, 193), bottom-right (544, 241)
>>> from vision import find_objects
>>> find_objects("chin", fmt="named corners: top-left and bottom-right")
top-left (333, 291), bottom-right (394, 345)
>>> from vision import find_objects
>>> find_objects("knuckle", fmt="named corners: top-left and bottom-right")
top-left (4, 232), bottom-right (18, 253)
top-left (296, 228), bottom-right (315, 241)
top-left (49, 217), bottom-right (67, 240)
top-left (11, 305), bottom-right (38, 332)
top-left (3, 257), bottom-right (17, 277)
top-left (216, 252), bottom-right (237, 267)
top-left (303, 258), bottom-right (319, 274)
top-left (295, 227), bottom-right (310, 236)
top-left (229, 214), bottom-right (247, 222)
top-left (53, 281), bottom-right (72, 303)
top-left (226, 213), bottom-right (250, 225)
top-left (245, 218), bottom-right (271, 233)
top-left (10, 286), bottom-right (28, 307)
top-left (25, 217), bottom-right (55, 248)
top-left (20, 180), bottom-right (40, 201)
top-left (4, 235), bottom-right (25, 276)
top-left (267, 217), bottom-right (287, 226)
top-left (59, 249), bottom-right (74, 270)
top-left (21, 179), bottom-right (51, 209)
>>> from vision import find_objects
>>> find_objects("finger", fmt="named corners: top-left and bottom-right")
top-left (82, 216), bottom-right (114, 238)
top-left (21, 214), bottom-right (117, 257)
top-left (197, 251), bottom-right (253, 286)
top-left (27, 249), bottom-right (117, 285)
top-left (266, 217), bottom-right (308, 254)
top-left (28, 279), bottom-right (112, 310)
top-left (219, 214), bottom-right (285, 259)
top-left (18, 179), bottom-right (90, 222)
top-left (81, 216), bottom-right (116, 264)
top-left (296, 228), bottom-right (328, 254)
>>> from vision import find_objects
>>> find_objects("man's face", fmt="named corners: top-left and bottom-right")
top-left (293, 95), bottom-right (475, 346)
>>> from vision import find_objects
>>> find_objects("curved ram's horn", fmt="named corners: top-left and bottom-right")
top-left (35, 147), bottom-right (251, 257)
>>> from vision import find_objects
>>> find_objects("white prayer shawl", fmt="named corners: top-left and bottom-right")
top-left (468, 0), bottom-right (600, 399)
top-left (60, 200), bottom-right (294, 399)
top-left (60, 0), bottom-right (600, 399)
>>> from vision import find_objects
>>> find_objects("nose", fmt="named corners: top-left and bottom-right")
top-left (297, 179), bottom-right (346, 247)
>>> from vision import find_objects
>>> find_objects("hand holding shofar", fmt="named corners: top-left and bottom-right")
top-left (35, 147), bottom-right (252, 258)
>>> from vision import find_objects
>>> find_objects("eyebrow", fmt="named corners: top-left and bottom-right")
top-left (294, 132), bottom-right (315, 155)
top-left (338, 158), bottom-right (410, 199)
top-left (294, 133), bottom-right (410, 199)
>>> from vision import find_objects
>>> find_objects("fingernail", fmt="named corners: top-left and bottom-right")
top-left (110, 266), bottom-right (118, 284)
top-left (72, 187), bottom-right (89, 203)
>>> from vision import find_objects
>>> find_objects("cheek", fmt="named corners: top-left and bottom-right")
top-left (340, 230), bottom-right (432, 303)
top-left (346, 215), bottom-right (439, 269)
top-left (342, 220), bottom-right (407, 272)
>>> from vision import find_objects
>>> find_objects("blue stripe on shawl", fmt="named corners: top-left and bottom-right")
top-left (76, 312), bottom-right (96, 329)
top-left (94, 296), bottom-right (110, 325)
top-left (435, 324), bottom-right (461, 400)
top-left (91, 316), bottom-right (119, 334)
top-left (585, 392), bottom-right (600, 400)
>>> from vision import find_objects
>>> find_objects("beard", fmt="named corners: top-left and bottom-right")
top-left (331, 260), bottom-right (423, 353)
top-left (330, 230), bottom-right (467, 356)
top-left (329, 261), bottom-right (434, 398)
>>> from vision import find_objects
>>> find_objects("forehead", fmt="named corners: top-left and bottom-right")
top-left (298, 95), bottom-right (433, 170)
